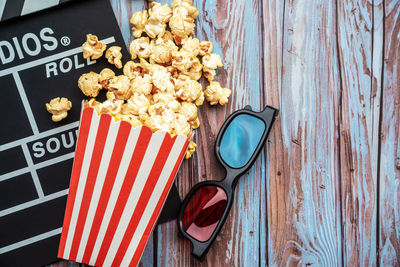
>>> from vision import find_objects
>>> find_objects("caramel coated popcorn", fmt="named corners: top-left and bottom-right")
top-left (78, 72), bottom-right (102, 97)
top-left (105, 46), bottom-right (123, 69)
top-left (204, 81), bottom-right (231, 105)
top-left (77, 0), bottom-right (231, 159)
top-left (82, 34), bottom-right (106, 60)
top-left (46, 97), bottom-right (72, 122)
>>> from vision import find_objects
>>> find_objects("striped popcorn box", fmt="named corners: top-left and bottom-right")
top-left (57, 106), bottom-right (190, 266)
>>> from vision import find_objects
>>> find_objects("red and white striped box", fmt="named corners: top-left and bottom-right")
top-left (58, 106), bottom-right (190, 267)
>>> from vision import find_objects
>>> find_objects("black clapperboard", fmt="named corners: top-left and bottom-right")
top-left (0, 0), bottom-right (181, 266)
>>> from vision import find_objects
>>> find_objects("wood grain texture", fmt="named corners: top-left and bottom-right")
top-left (156, 0), bottom-right (267, 266)
top-left (266, 0), bottom-right (342, 265)
top-left (379, 0), bottom-right (400, 265)
top-left (336, 0), bottom-right (381, 265)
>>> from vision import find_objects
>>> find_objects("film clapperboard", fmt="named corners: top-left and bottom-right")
top-left (0, 0), bottom-right (181, 266)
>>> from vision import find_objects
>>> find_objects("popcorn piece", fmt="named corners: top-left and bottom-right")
top-left (182, 37), bottom-right (200, 57)
top-left (175, 78), bottom-right (204, 105)
top-left (78, 72), bottom-right (102, 97)
top-left (150, 38), bottom-right (176, 64)
top-left (153, 92), bottom-right (181, 112)
top-left (171, 0), bottom-right (199, 20)
top-left (144, 107), bottom-right (175, 132)
top-left (123, 60), bottom-right (149, 79)
top-left (46, 97), bottom-right (72, 122)
top-left (144, 2), bottom-right (172, 38)
top-left (202, 53), bottom-right (223, 81)
top-left (150, 65), bottom-right (175, 93)
top-left (130, 10), bottom-right (148, 38)
top-left (185, 141), bottom-right (197, 159)
top-left (199, 40), bottom-right (213, 56)
top-left (190, 117), bottom-right (200, 129)
top-left (82, 34), bottom-right (106, 60)
top-left (172, 50), bottom-right (196, 72)
top-left (161, 31), bottom-right (174, 42)
top-left (148, 2), bottom-right (172, 24)
top-left (126, 93), bottom-right (151, 119)
top-left (105, 46), bottom-right (123, 69)
top-left (179, 101), bottom-right (197, 121)
top-left (169, 0), bottom-right (198, 45)
top-left (129, 37), bottom-right (152, 60)
top-left (171, 113), bottom-right (191, 136)
top-left (204, 81), bottom-right (231, 105)
top-left (130, 74), bottom-right (153, 95)
top-left (179, 57), bottom-right (202, 80)
top-left (99, 68), bottom-right (115, 89)
top-left (108, 75), bottom-right (132, 100)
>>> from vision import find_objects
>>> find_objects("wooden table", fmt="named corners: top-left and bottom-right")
top-left (51, 0), bottom-right (400, 266)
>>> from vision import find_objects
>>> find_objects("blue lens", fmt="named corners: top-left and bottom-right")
top-left (219, 114), bottom-right (266, 168)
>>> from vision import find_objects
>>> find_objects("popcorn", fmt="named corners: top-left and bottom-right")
top-left (150, 38), bottom-right (175, 64)
top-left (105, 46), bottom-right (123, 69)
top-left (130, 74), bottom-right (152, 95)
top-left (129, 37), bottom-right (152, 59)
top-left (185, 141), bottom-right (196, 159)
top-left (179, 101), bottom-right (198, 121)
top-left (172, 49), bottom-right (196, 71)
top-left (175, 78), bottom-right (204, 105)
top-left (204, 81), bottom-right (231, 105)
top-left (123, 60), bottom-right (149, 79)
top-left (150, 65), bottom-right (175, 93)
top-left (78, 72), bottom-right (102, 97)
top-left (199, 40), bottom-right (213, 56)
top-left (108, 75), bottom-right (132, 100)
top-left (82, 34), bottom-right (106, 60)
top-left (126, 93), bottom-right (151, 118)
top-left (130, 10), bottom-right (148, 38)
top-left (181, 37), bottom-right (200, 56)
top-left (46, 97), bottom-right (72, 122)
top-left (144, 2), bottom-right (172, 39)
top-left (99, 68), bottom-right (115, 89)
top-left (202, 53), bottom-right (223, 81)
top-left (76, 0), bottom-right (231, 160)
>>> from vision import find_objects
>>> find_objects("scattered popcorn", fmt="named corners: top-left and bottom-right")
top-left (199, 40), bottom-right (213, 56)
top-left (78, 72), bottom-right (102, 97)
top-left (130, 74), bottom-right (152, 95)
top-left (129, 37), bottom-right (152, 60)
top-left (202, 53), bottom-right (223, 81)
top-left (204, 81), bottom-right (231, 105)
top-left (46, 97), bottom-right (72, 122)
top-left (181, 37), bottom-right (200, 56)
top-left (77, 0), bottom-right (231, 160)
top-left (99, 68), bottom-right (115, 89)
top-left (82, 34), bottom-right (106, 60)
top-left (175, 78), bottom-right (204, 105)
top-left (185, 141), bottom-right (197, 159)
top-left (105, 46), bottom-right (123, 69)
top-left (130, 10), bottom-right (148, 38)
top-left (123, 60), bottom-right (149, 79)
top-left (108, 75), bottom-right (132, 100)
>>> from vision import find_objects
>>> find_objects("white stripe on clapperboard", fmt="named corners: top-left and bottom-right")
top-left (0, 0), bottom-right (6, 20)
top-left (21, 0), bottom-right (60, 16)
top-left (0, 37), bottom-right (116, 255)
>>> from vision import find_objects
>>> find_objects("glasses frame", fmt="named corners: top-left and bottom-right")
top-left (177, 105), bottom-right (279, 259)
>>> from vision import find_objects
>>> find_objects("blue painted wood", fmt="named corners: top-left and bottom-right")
top-left (379, 0), bottom-right (400, 265)
top-left (266, 0), bottom-right (342, 265)
top-left (337, 0), bottom-right (380, 265)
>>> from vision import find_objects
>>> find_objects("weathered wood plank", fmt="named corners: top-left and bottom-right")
top-left (379, 0), bottom-right (400, 265)
top-left (156, 0), bottom-right (266, 266)
top-left (266, 0), bottom-right (342, 265)
top-left (261, 0), bottom-right (284, 265)
top-left (336, 0), bottom-right (382, 265)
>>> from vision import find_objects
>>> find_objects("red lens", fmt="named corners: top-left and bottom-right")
top-left (182, 186), bottom-right (228, 242)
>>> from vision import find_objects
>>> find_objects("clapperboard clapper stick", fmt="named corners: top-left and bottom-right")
top-left (0, 0), bottom-right (182, 266)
